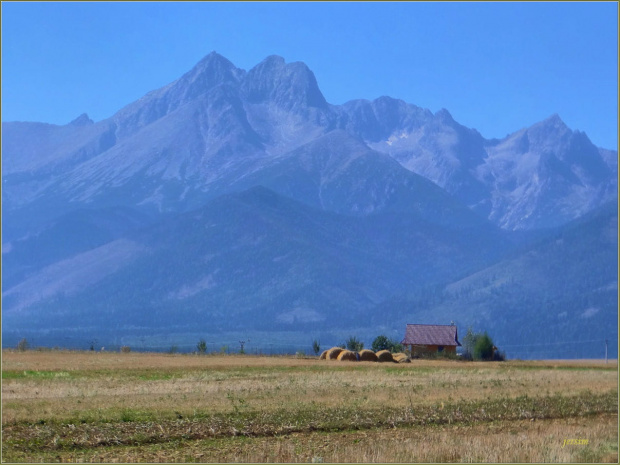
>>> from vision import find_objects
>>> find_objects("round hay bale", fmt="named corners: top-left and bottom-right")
top-left (375, 350), bottom-right (394, 363)
top-left (358, 349), bottom-right (378, 362)
top-left (393, 353), bottom-right (411, 363)
top-left (337, 350), bottom-right (358, 362)
top-left (319, 350), bottom-right (328, 360)
top-left (326, 347), bottom-right (344, 360)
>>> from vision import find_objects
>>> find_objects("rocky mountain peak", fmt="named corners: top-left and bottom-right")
top-left (434, 108), bottom-right (455, 124)
top-left (2, 52), bottom-right (616, 358)
top-left (3, 52), bottom-right (615, 233)
top-left (175, 51), bottom-right (245, 96)
top-left (109, 51), bottom-right (246, 138)
top-left (261, 54), bottom-right (287, 67)
top-left (525, 113), bottom-right (571, 142)
top-left (542, 113), bottom-right (567, 127)
top-left (241, 55), bottom-right (328, 111)
top-left (69, 113), bottom-right (94, 126)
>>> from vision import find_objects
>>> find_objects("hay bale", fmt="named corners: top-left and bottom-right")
top-left (326, 347), bottom-right (344, 360)
top-left (392, 353), bottom-right (411, 363)
top-left (337, 350), bottom-right (358, 362)
top-left (319, 350), bottom-right (328, 360)
top-left (358, 349), bottom-right (378, 362)
top-left (375, 350), bottom-right (394, 363)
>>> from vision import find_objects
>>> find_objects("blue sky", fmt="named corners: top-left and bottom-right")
top-left (2, 2), bottom-right (618, 149)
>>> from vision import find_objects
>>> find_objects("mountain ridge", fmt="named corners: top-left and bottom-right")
top-left (3, 52), bottom-right (615, 231)
top-left (2, 52), bottom-right (616, 357)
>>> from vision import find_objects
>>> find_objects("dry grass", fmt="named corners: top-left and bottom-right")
top-left (325, 347), bottom-right (343, 360)
top-left (219, 413), bottom-right (618, 463)
top-left (392, 353), bottom-right (411, 363)
top-left (2, 350), bottom-right (326, 371)
top-left (336, 350), bottom-right (357, 362)
top-left (3, 350), bottom-right (616, 371)
top-left (2, 351), bottom-right (617, 463)
top-left (358, 349), bottom-right (378, 362)
top-left (5, 413), bottom-right (617, 463)
top-left (375, 350), bottom-right (394, 362)
top-left (3, 352), bottom-right (617, 425)
top-left (219, 414), bottom-right (616, 464)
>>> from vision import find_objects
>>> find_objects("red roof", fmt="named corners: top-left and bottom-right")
top-left (401, 324), bottom-right (461, 347)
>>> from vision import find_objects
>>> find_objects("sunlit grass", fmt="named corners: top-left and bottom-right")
top-left (2, 350), bottom-right (617, 462)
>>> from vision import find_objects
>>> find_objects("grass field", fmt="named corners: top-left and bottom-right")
top-left (2, 350), bottom-right (618, 463)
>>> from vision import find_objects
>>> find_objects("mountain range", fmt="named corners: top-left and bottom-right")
top-left (2, 52), bottom-right (617, 358)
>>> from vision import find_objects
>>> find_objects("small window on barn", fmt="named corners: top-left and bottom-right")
top-left (438, 346), bottom-right (444, 352)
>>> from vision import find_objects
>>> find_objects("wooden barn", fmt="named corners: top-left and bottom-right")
top-left (401, 323), bottom-right (461, 357)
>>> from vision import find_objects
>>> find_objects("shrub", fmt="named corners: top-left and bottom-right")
top-left (238, 340), bottom-right (248, 354)
top-left (120, 346), bottom-right (131, 353)
top-left (473, 332), bottom-right (494, 360)
top-left (168, 345), bottom-right (179, 354)
top-left (462, 328), bottom-right (503, 361)
top-left (16, 338), bottom-right (29, 351)
top-left (345, 336), bottom-right (364, 352)
top-left (391, 341), bottom-right (404, 353)
top-left (312, 339), bottom-right (321, 356)
top-left (196, 339), bottom-right (207, 354)
top-left (371, 335), bottom-right (390, 352)
top-left (371, 335), bottom-right (402, 353)
top-left (462, 327), bottom-right (477, 359)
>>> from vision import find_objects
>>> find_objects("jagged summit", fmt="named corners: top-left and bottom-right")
top-left (260, 54), bottom-right (287, 66)
top-left (543, 113), bottom-right (565, 125)
top-left (523, 113), bottom-right (570, 137)
top-left (241, 55), bottom-right (328, 110)
top-left (69, 113), bottom-right (94, 126)
top-left (524, 113), bottom-right (582, 149)
top-left (108, 51), bottom-right (247, 138)
top-left (184, 51), bottom-right (244, 81)
top-left (2, 51), bottom-right (616, 232)
top-left (203, 50), bottom-right (230, 61)
top-left (173, 51), bottom-right (245, 99)
top-left (434, 108), bottom-right (455, 123)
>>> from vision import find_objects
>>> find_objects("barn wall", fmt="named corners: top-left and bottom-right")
top-left (409, 344), bottom-right (457, 356)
